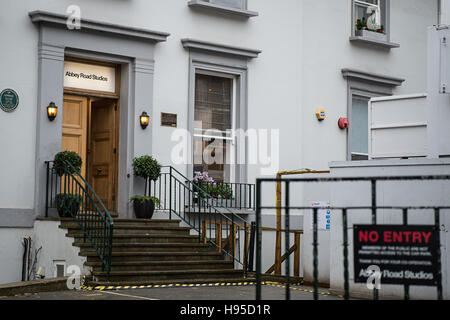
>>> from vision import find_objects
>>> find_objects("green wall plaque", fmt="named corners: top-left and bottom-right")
top-left (0, 88), bottom-right (19, 113)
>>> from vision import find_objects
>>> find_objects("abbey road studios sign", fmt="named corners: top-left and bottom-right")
top-left (64, 61), bottom-right (116, 93)
top-left (0, 88), bottom-right (19, 112)
top-left (353, 225), bottom-right (440, 286)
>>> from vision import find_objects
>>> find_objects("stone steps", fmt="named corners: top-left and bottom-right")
top-left (85, 260), bottom-right (234, 272)
top-left (76, 242), bottom-right (214, 253)
top-left (83, 251), bottom-right (226, 263)
top-left (63, 224), bottom-right (192, 236)
top-left (68, 233), bottom-right (199, 244)
top-left (58, 217), bottom-right (248, 285)
top-left (60, 218), bottom-right (181, 229)
top-left (88, 277), bottom-right (256, 287)
top-left (92, 269), bottom-right (244, 282)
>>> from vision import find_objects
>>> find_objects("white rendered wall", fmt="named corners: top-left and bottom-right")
top-left (0, 228), bottom-right (33, 284)
top-left (0, 220), bottom-right (86, 285)
top-left (33, 220), bottom-right (88, 280)
top-left (0, 0), bottom-right (437, 215)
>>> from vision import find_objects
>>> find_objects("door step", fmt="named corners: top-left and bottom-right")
top-left (87, 277), bottom-right (256, 288)
top-left (91, 269), bottom-right (244, 282)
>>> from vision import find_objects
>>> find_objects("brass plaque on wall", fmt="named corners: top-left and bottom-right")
top-left (161, 112), bottom-right (177, 127)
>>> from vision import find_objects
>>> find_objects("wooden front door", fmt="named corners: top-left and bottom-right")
top-left (88, 99), bottom-right (118, 211)
top-left (62, 95), bottom-right (88, 178)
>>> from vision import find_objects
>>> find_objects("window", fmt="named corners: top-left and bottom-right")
top-left (193, 72), bottom-right (236, 182)
top-left (350, 0), bottom-right (398, 48)
top-left (342, 68), bottom-right (405, 161)
top-left (53, 260), bottom-right (66, 277)
top-left (354, 0), bottom-right (380, 26)
top-left (187, 0), bottom-right (258, 18)
top-left (350, 96), bottom-right (370, 160)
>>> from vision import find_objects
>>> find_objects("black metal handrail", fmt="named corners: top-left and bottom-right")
top-left (147, 170), bottom-right (255, 211)
top-left (255, 175), bottom-right (450, 301)
top-left (45, 160), bottom-right (114, 277)
top-left (145, 166), bottom-right (249, 271)
top-left (194, 181), bottom-right (256, 211)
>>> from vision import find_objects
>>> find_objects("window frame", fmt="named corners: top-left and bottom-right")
top-left (350, 0), bottom-right (399, 49)
top-left (342, 69), bottom-right (405, 161)
top-left (349, 93), bottom-right (371, 161)
top-left (187, 0), bottom-right (258, 18)
top-left (193, 70), bottom-right (238, 182)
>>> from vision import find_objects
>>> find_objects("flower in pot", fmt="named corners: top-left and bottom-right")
top-left (131, 155), bottom-right (162, 219)
top-left (193, 171), bottom-right (215, 200)
top-left (55, 193), bottom-right (83, 218)
top-left (129, 195), bottom-right (161, 219)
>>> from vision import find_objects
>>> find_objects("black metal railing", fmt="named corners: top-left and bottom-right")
top-left (146, 174), bottom-right (255, 211)
top-left (255, 175), bottom-right (449, 301)
top-left (145, 166), bottom-right (250, 271)
top-left (45, 161), bottom-right (114, 277)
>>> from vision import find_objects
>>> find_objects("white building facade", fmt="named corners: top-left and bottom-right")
top-left (0, 0), bottom-right (444, 289)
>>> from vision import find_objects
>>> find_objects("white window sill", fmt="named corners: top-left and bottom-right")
top-left (188, 0), bottom-right (258, 18)
top-left (349, 34), bottom-right (400, 49)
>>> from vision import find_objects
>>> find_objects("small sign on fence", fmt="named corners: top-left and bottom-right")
top-left (353, 225), bottom-right (440, 286)
top-left (310, 201), bottom-right (331, 231)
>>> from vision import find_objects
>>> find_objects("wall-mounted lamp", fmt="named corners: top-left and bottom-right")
top-left (47, 102), bottom-right (58, 121)
top-left (140, 111), bottom-right (150, 129)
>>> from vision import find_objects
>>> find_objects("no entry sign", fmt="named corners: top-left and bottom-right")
top-left (353, 225), bottom-right (440, 286)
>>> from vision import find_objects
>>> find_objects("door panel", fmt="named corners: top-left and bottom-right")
top-left (89, 99), bottom-right (117, 211)
top-left (62, 95), bottom-right (88, 178)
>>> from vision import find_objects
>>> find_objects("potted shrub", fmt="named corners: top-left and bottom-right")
top-left (130, 155), bottom-right (161, 219)
top-left (53, 151), bottom-right (83, 218)
top-left (53, 151), bottom-right (82, 176)
top-left (55, 194), bottom-right (83, 218)
top-left (129, 195), bottom-right (161, 219)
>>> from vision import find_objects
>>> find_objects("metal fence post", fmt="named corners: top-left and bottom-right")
top-left (256, 180), bottom-right (262, 301)
top-left (285, 181), bottom-right (290, 300)
top-left (371, 178), bottom-right (379, 300)
top-left (169, 166), bottom-right (172, 220)
top-left (313, 207), bottom-right (319, 300)
top-left (403, 208), bottom-right (410, 300)
top-left (435, 208), bottom-right (443, 300)
top-left (342, 208), bottom-right (350, 300)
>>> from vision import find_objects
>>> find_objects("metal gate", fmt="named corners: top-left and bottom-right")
top-left (255, 175), bottom-right (449, 300)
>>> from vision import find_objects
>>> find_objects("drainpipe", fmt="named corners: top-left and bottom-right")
top-left (438, 0), bottom-right (442, 25)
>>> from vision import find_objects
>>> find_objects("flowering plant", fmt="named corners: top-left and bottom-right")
top-left (192, 171), bottom-right (233, 199)
top-left (193, 171), bottom-right (216, 185)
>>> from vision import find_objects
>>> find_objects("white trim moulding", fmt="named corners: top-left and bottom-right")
top-left (181, 38), bottom-right (261, 59)
top-left (342, 68), bottom-right (405, 87)
top-left (29, 10), bottom-right (170, 43)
